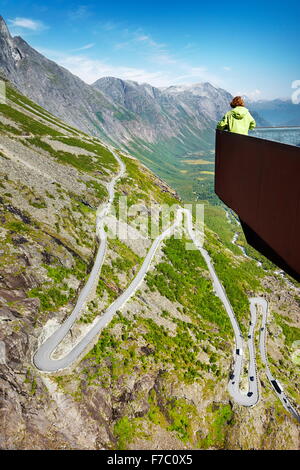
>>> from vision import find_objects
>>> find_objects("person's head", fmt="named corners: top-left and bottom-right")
top-left (230, 96), bottom-right (245, 108)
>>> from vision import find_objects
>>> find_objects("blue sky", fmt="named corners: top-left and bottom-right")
top-left (1, 0), bottom-right (299, 99)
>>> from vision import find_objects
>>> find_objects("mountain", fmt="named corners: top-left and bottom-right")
top-left (93, 78), bottom-right (231, 125)
top-left (0, 16), bottom-right (126, 142)
top-left (249, 99), bottom-right (300, 126)
top-left (0, 78), bottom-right (300, 450)
top-left (92, 77), bottom-right (225, 197)
top-left (0, 16), bottom-right (266, 200)
top-left (161, 82), bottom-right (234, 120)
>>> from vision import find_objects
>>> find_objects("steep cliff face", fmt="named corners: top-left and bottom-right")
top-left (160, 82), bottom-right (233, 121)
top-left (0, 18), bottom-right (124, 141)
top-left (0, 16), bottom-right (25, 80)
top-left (0, 80), bottom-right (299, 450)
top-left (92, 77), bottom-right (217, 133)
top-left (0, 16), bottom-right (215, 148)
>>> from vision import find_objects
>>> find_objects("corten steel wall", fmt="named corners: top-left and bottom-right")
top-left (215, 129), bottom-right (300, 281)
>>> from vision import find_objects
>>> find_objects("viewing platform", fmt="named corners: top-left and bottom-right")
top-left (215, 129), bottom-right (300, 282)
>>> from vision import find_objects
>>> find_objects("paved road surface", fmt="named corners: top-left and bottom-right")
top-left (33, 152), bottom-right (300, 421)
top-left (255, 297), bottom-right (300, 421)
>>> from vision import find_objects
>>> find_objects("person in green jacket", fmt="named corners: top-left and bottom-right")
top-left (217, 96), bottom-right (256, 135)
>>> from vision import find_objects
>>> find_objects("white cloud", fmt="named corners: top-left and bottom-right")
top-left (8, 17), bottom-right (47, 31)
top-left (136, 35), bottom-right (149, 41)
top-left (172, 66), bottom-right (222, 87)
top-left (101, 21), bottom-right (118, 31)
top-left (110, 28), bottom-right (222, 85)
top-left (58, 55), bottom-right (173, 86)
top-left (150, 53), bottom-right (178, 65)
top-left (36, 48), bottom-right (174, 86)
top-left (114, 41), bottom-right (131, 50)
top-left (114, 31), bottom-right (166, 51)
top-left (72, 43), bottom-right (95, 52)
top-left (136, 34), bottom-right (164, 48)
top-left (36, 47), bottom-right (222, 88)
top-left (291, 80), bottom-right (300, 104)
top-left (35, 24), bottom-right (223, 89)
top-left (223, 66), bottom-right (231, 71)
top-left (237, 89), bottom-right (262, 101)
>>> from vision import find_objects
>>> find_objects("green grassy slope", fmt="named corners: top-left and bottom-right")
top-left (0, 80), bottom-right (299, 450)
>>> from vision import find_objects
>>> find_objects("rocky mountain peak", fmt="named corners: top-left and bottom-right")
top-left (0, 16), bottom-right (25, 71)
top-left (0, 15), bottom-right (11, 39)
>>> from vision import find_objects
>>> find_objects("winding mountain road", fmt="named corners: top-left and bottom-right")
top-left (33, 151), bottom-right (299, 421)
top-left (229, 233), bottom-right (300, 420)
top-left (255, 297), bottom-right (300, 421)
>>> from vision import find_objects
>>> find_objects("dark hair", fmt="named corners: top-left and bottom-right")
top-left (230, 96), bottom-right (245, 108)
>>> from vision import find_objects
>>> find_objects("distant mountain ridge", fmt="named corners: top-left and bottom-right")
top-left (0, 15), bottom-right (267, 198)
top-left (247, 98), bottom-right (300, 127)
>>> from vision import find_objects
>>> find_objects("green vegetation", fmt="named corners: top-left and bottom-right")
top-left (111, 237), bottom-right (142, 267)
top-left (24, 135), bottom-right (117, 176)
top-left (83, 293), bottom-right (225, 391)
top-left (0, 103), bottom-right (62, 137)
top-left (29, 199), bottom-right (47, 209)
top-left (26, 137), bottom-right (104, 174)
top-left (6, 220), bottom-right (30, 233)
top-left (147, 389), bottom-right (168, 427)
top-left (114, 109), bottom-right (136, 121)
top-left (140, 316), bottom-right (223, 381)
top-left (73, 257), bottom-right (88, 280)
top-left (86, 179), bottom-right (108, 200)
top-left (7, 86), bottom-right (56, 119)
top-left (123, 127), bottom-right (215, 201)
top-left (237, 232), bottom-right (277, 271)
top-left (79, 239), bottom-right (142, 323)
top-left (113, 416), bottom-right (141, 450)
top-left (79, 303), bottom-right (98, 324)
top-left (201, 404), bottom-right (233, 448)
top-left (24, 369), bottom-right (38, 396)
top-left (205, 230), bottom-right (264, 334)
top-left (45, 264), bottom-right (72, 283)
top-left (93, 238), bottom-right (143, 310)
top-left (27, 256), bottom-right (85, 313)
top-left (204, 205), bottom-right (240, 254)
top-left (274, 312), bottom-right (300, 346)
top-left (6, 85), bottom-right (80, 135)
top-left (197, 175), bottom-right (222, 205)
top-left (0, 121), bottom-right (23, 135)
top-left (28, 285), bottom-right (70, 311)
top-left (56, 136), bottom-right (117, 169)
top-left (3, 76), bottom-right (299, 449)
top-left (147, 387), bottom-right (201, 444)
top-left (83, 313), bottom-right (140, 384)
top-left (117, 154), bottom-right (180, 207)
top-left (146, 236), bottom-right (232, 336)
top-left (166, 398), bottom-right (198, 442)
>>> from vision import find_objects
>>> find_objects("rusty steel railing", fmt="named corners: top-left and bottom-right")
top-left (215, 129), bottom-right (300, 281)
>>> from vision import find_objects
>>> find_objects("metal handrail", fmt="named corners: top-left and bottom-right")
top-left (253, 126), bottom-right (300, 129)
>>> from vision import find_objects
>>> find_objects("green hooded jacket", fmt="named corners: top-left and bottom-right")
top-left (217, 106), bottom-right (256, 135)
